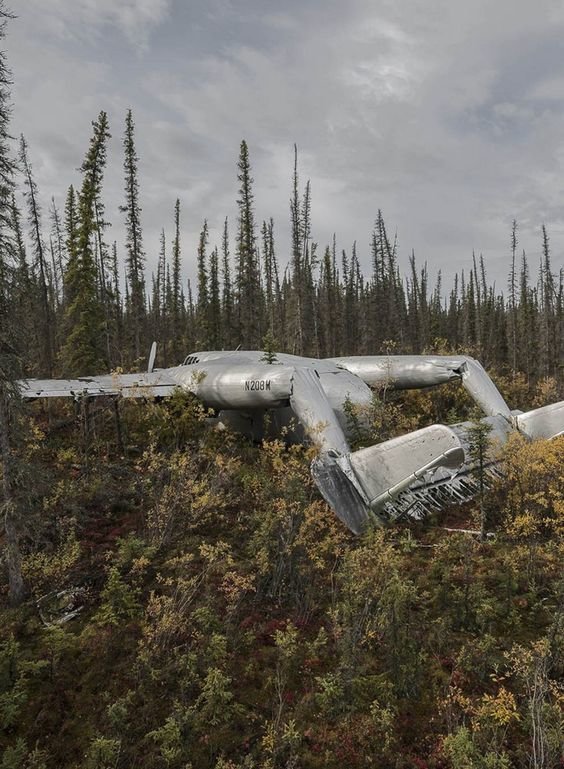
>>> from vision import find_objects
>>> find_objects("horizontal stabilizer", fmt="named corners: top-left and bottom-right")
top-left (516, 400), bottom-right (564, 439)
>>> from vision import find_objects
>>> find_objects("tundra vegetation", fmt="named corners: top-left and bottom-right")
top-left (0, 5), bottom-right (563, 767)
top-left (0, 389), bottom-right (562, 768)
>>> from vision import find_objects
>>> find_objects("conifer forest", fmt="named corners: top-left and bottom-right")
top-left (0, 5), bottom-right (563, 769)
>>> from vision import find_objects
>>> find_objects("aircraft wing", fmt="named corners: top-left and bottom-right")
top-left (313, 396), bottom-right (564, 533)
top-left (18, 370), bottom-right (178, 400)
top-left (312, 423), bottom-right (467, 533)
top-left (327, 354), bottom-right (512, 418)
top-left (327, 354), bottom-right (461, 388)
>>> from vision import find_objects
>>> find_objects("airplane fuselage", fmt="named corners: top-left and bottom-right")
top-left (168, 351), bottom-right (374, 441)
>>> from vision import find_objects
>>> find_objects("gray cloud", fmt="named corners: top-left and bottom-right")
top-left (5, 0), bottom-right (564, 292)
top-left (20, 0), bottom-right (171, 46)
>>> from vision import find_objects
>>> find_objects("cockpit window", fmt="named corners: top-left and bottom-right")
top-left (183, 355), bottom-right (200, 365)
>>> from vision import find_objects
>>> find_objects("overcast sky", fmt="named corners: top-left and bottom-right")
top-left (6, 0), bottom-right (564, 290)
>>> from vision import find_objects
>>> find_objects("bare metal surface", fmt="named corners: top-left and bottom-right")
top-left (311, 456), bottom-right (380, 534)
top-left (16, 348), bottom-right (564, 534)
top-left (289, 367), bottom-right (349, 455)
top-left (516, 400), bottom-right (564, 439)
top-left (170, 362), bottom-right (294, 410)
top-left (19, 370), bottom-right (178, 399)
top-left (458, 358), bottom-right (512, 418)
top-left (345, 424), bottom-right (465, 506)
top-left (327, 354), bottom-right (462, 388)
top-left (148, 342), bottom-right (157, 374)
top-left (328, 354), bottom-right (512, 419)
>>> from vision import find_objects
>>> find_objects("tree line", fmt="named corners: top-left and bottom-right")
top-left (5, 111), bottom-right (564, 381)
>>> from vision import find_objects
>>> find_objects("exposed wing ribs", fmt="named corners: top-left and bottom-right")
top-left (382, 461), bottom-right (504, 522)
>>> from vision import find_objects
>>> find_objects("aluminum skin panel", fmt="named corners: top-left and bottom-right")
top-left (311, 456), bottom-right (376, 534)
top-left (170, 363), bottom-right (293, 411)
top-left (344, 424), bottom-right (465, 507)
top-left (289, 367), bottom-right (350, 455)
top-left (326, 355), bottom-right (463, 388)
top-left (517, 401), bottom-right (564, 439)
top-left (19, 371), bottom-right (178, 399)
top-left (458, 358), bottom-right (512, 419)
top-left (329, 354), bottom-right (512, 419)
top-left (318, 368), bottom-right (373, 413)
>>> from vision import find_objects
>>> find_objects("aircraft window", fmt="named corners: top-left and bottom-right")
top-left (183, 355), bottom-right (200, 365)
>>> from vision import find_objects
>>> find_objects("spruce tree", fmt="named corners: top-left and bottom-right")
top-left (262, 217), bottom-right (280, 339)
top-left (120, 109), bottom-right (146, 362)
top-left (170, 198), bottom-right (182, 362)
top-left (9, 193), bottom-right (35, 369)
top-left (10, 191), bottom-right (24, 265)
top-left (343, 243), bottom-right (360, 354)
top-left (517, 250), bottom-right (535, 381)
top-left (539, 224), bottom-right (557, 378)
top-left (60, 122), bottom-right (107, 375)
top-left (110, 240), bottom-right (122, 364)
top-left (287, 148), bottom-right (316, 355)
top-left (19, 134), bottom-right (54, 374)
top-left (300, 179), bottom-right (318, 356)
top-left (63, 185), bottom-right (79, 287)
top-left (79, 111), bottom-right (113, 364)
top-left (195, 219), bottom-right (209, 347)
top-left (208, 246), bottom-right (221, 349)
top-left (158, 229), bottom-right (166, 319)
top-left (221, 217), bottom-right (234, 348)
top-left (185, 278), bottom-right (195, 352)
top-left (152, 229), bottom-right (167, 357)
top-left (446, 271), bottom-right (459, 352)
top-left (49, 197), bottom-right (65, 307)
top-left (289, 145), bottom-right (303, 352)
top-left (508, 220), bottom-right (518, 376)
top-left (235, 140), bottom-right (263, 347)
top-left (319, 244), bottom-right (339, 357)
top-left (369, 211), bottom-right (395, 351)
top-left (164, 262), bottom-right (172, 365)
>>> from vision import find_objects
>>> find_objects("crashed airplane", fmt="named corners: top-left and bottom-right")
top-left (19, 348), bottom-right (564, 534)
